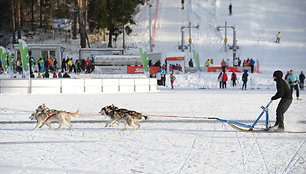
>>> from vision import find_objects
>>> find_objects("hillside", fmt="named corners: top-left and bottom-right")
top-left (123, 0), bottom-right (306, 73)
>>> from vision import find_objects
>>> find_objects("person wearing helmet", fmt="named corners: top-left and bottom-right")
top-left (270, 70), bottom-right (292, 131)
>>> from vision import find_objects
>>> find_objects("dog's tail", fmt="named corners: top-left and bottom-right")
top-left (69, 108), bottom-right (80, 117)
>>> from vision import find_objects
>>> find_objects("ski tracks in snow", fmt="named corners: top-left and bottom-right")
top-left (176, 105), bottom-right (199, 174)
top-left (282, 139), bottom-right (305, 174)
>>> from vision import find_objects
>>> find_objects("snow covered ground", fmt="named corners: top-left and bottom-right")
top-left (0, 90), bottom-right (305, 174)
top-left (1, 0), bottom-right (306, 173)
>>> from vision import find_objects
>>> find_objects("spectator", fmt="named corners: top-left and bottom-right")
top-left (299, 71), bottom-right (305, 90)
top-left (90, 57), bottom-right (95, 73)
top-left (170, 73), bottom-right (176, 89)
top-left (233, 58), bottom-right (238, 67)
top-left (61, 58), bottom-right (66, 72)
top-left (53, 58), bottom-right (57, 72)
top-left (63, 72), bottom-right (70, 78)
top-left (39, 58), bottom-right (44, 73)
top-left (250, 58), bottom-right (255, 73)
top-left (58, 71), bottom-right (63, 78)
top-left (53, 72), bottom-right (57, 78)
top-left (189, 59), bottom-right (193, 67)
top-left (222, 71), bottom-right (228, 89)
top-left (68, 58), bottom-right (73, 73)
top-left (48, 58), bottom-right (53, 71)
top-left (210, 58), bottom-right (214, 65)
top-left (243, 60), bottom-right (248, 67)
top-left (44, 71), bottom-right (49, 78)
top-left (284, 71), bottom-right (289, 81)
top-left (242, 70), bottom-right (248, 90)
top-left (221, 59), bottom-right (226, 72)
top-left (218, 72), bottom-right (223, 89)
top-left (226, 59), bottom-right (230, 67)
top-left (229, 3), bottom-right (232, 15)
top-left (287, 70), bottom-right (300, 99)
top-left (44, 58), bottom-right (49, 73)
top-left (30, 57), bottom-right (35, 73)
top-left (37, 58), bottom-right (41, 72)
top-left (231, 72), bottom-right (237, 87)
top-left (86, 57), bottom-right (91, 73)
top-left (156, 71), bottom-right (162, 85)
top-left (237, 57), bottom-right (241, 67)
top-left (161, 68), bottom-right (166, 86)
top-left (205, 59), bottom-right (210, 67)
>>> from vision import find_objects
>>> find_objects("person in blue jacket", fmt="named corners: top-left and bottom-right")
top-left (287, 70), bottom-right (300, 99)
top-left (242, 70), bottom-right (248, 90)
top-left (249, 58), bottom-right (255, 73)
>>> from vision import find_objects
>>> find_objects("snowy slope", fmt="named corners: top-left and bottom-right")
top-left (125, 0), bottom-right (306, 73)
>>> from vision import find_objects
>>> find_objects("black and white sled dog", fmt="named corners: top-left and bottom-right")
top-left (29, 104), bottom-right (80, 130)
top-left (99, 104), bottom-right (148, 131)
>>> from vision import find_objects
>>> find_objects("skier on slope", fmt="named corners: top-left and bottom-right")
top-left (270, 70), bottom-right (292, 131)
top-left (275, 32), bottom-right (281, 43)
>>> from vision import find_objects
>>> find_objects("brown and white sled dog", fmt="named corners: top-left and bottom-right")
top-left (29, 104), bottom-right (80, 130)
top-left (99, 104), bottom-right (148, 131)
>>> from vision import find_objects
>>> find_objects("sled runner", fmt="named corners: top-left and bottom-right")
top-left (228, 123), bottom-right (306, 133)
top-left (216, 101), bottom-right (306, 133)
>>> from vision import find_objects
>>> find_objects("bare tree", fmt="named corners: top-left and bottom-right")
top-left (17, 0), bottom-right (21, 39)
top-left (72, 0), bottom-right (77, 39)
top-left (77, 0), bottom-right (86, 48)
top-left (11, 0), bottom-right (16, 43)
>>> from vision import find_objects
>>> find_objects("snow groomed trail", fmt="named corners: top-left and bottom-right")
top-left (0, 90), bottom-right (305, 173)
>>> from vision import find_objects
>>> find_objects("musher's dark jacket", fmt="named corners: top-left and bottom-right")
top-left (272, 72), bottom-right (292, 100)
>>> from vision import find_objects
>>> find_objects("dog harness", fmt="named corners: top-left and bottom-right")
top-left (44, 113), bottom-right (55, 122)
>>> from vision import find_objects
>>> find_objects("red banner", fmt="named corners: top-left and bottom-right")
top-left (127, 66), bottom-right (160, 74)
top-left (208, 67), bottom-right (242, 72)
top-left (166, 57), bottom-right (184, 61)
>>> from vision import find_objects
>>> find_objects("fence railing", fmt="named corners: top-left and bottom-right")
top-left (0, 78), bottom-right (158, 94)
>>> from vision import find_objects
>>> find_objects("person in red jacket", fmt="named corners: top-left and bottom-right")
top-left (86, 57), bottom-right (91, 73)
top-left (222, 71), bottom-right (228, 89)
top-left (231, 72), bottom-right (237, 87)
top-left (53, 72), bottom-right (57, 78)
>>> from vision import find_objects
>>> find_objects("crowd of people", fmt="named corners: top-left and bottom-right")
top-left (22, 56), bottom-right (94, 79)
top-left (0, 55), bottom-right (95, 78)
top-left (217, 70), bottom-right (249, 90)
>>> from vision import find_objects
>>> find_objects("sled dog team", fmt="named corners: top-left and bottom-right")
top-left (30, 104), bottom-right (147, 131)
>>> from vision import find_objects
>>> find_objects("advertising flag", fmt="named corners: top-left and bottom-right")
top-left (193, 49), bottom-right (200, 71)
top-left (138, 47), bottom-right (149, 73)
top-left (18, 39), bottom-right (29, 72)
top-left (0, 46), bottom-right (7, 72)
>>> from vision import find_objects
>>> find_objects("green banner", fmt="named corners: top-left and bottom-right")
top-left (139, 47), bottom-right (149, 73)
top-left (193, 49), bottom-right (200, 71)
top-left (18, 39), bottom-right (29, 72)
top-left (0, 46), bottom-right (8, 72)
